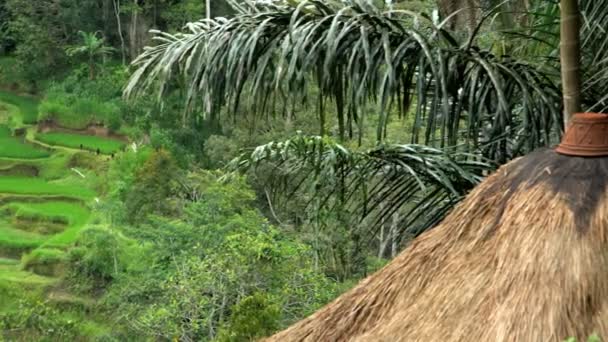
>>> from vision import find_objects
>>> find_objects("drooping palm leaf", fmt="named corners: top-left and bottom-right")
top-left (226, 134), bottom-right (492, 241)
top-left (125, 0), bottom-right (563, 163)
top-left (579, 0), bottom-right (608, 112)
top-left (493, 0), bottom-right (608, 113)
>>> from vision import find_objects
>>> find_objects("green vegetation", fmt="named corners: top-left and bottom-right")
top-left (0, 125), bottom-right (50, 159)
top-left (36, 132), bottom-right (125, 154)
top-left (0, 221), bottom-right (45, 249)
top-left (0, 152), bottom-right (75, 180)
top-left (0, 258), bottom-right (18, 266)
top-left (0, 176), bottom-right (95, 200)
top-left (0, 91), bottom-right (39, 124)
top-left (565, 335), bottom-right (602, 342)
top-left (66, 31), bottom-right (115, 81)
top-left (0, 265), bottom-right (55, 285)
top-left (5, 202), bottom-right (91, 247)
top-left (7, 202), bottom-right (89, 227)
top-left (38, 96), bottom-right (121, 130)
top-left (0, 0), bottom-right (604, 340)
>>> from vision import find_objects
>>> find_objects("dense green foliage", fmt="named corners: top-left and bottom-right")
top-left (0, 90), bottom-right (38, 124)
top-left (0, 0), bottom-right (605, 340)
top-left (69, 171), bottom-right (340, 340)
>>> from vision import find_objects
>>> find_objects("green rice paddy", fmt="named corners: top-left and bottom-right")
top-left (0, 257), bottom-right (19, 266)
top-left (0, 176), bottom-right (96, 200)
top-left (7, 201), bottom-right (90, 227)
top-left (36, 132), bottom-right (125, 154)
top-left (0, 89), bottom-right (122, 342)
top-left (0, 125), bottom-right (50, 159)
top-left (0, 265), bottom-right (56, 285)
top-left (13, 202), bottom-right (91, 248)
top-left (0, 89), bottom-right (112, 336)
top-left (0, 221), bottom-right (45, 249)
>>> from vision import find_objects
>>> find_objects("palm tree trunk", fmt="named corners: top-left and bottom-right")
top-left (560, 0), bottom-right (582, 124)
top-left (89, 55), bottom-right (95, 80)
top-left (89, 63), bottom-right (95, 80)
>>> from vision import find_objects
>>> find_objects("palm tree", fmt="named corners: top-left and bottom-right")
top-left (66, 31), bottom-right (115, 80)
top-left (227, 134), bottom-right (491, 243)
top-left (125, 0), bottom-right (608, 219)
top-left (125, 1), bottom-right (608, 339)
top-left (125, 1), bottom-right (563, 160)
top-left (124, 0), bottom-right (566, 238)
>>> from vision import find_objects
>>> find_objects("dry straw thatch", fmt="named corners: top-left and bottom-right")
top-left (265, 148), bottom-right (608, 341)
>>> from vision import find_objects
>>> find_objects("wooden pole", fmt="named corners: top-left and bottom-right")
top-left (560, 0), bottom-right (582, 125)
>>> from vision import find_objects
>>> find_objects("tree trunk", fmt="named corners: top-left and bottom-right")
top-left (89, 62), bottom-right (95, 80)
top-left (113, 0), bottom-right (126, 65)
top-left (391, 213), bottom-right (399, 258)
top-left (378, 222), bottom-right (385, 258)
top-left (437, 0), bottom-right (479, 32)
top-left (560, 0), bottom-right (582, 124)
top-left (129, 1), bottom-right (138, 58)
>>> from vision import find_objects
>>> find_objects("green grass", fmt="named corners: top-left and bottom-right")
top-left (0, 90), bottom-right (40, 124)
top-left (0, 125), bottom-right (50, 159)
top-left (2, 202), bottom-right (91, 258)
top-left (16, 202), bottom-right (91, 248)
top-left (36, 132), bottom-right (125, 154)
top-left (0, 257), bottom-right (19, 266)
top-left (0, 265), bottom-right (56, 285)
top-left (0, 101), bottom-right (16, 124)
top-left (22, 248), bottom-right (67, 264)
top-left (6, 201), bottom-right (90, 227)
top-left (0, 221), bottom-right (45, 249)
top-left (0, 152), bottom-right (72, 180)
top-left (0, 176), bottom-right (96, 200)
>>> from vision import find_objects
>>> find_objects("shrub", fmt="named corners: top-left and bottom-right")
top-left (217, 293), bottom-right (281, 341)
top-left (124, 149), bottom-right (181, 223)
top-left (204, 134), bottom-right (239, 168)
top-left (38, 96), bottom-right (121, 131)
top-left (67, 226), bottom-right (131, 292)
top-left (0, 90), bottom-right (40, 124)
top-left (0, 298), bottom-right (80, 340)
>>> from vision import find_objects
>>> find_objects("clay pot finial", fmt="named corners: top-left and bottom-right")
top-left (555, 113), bottom-right (608, 157)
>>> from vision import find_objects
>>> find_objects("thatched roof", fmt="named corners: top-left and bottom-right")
top-left (265, 148), bottom-right (608, 341)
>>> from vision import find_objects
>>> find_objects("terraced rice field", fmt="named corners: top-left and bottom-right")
top-left (0, 176), bottom-right (95, 200)
top-left (0, 88), bottom-right (124, 339)
top-left (0, 125), bottom-right (50, 159)
top-left (0, 92), bottom-right (101, 307)
top-left (36, 132), bottom-right (125, 154)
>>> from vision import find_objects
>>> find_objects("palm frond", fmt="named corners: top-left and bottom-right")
top-left (497, 0), bottom-right (608, 112)
top-left (125, 0), bottom-right (562, 162)
top-left (226, 134), bottom-right (492, 240)
top-left (580, 0), bottom-right (608, 112)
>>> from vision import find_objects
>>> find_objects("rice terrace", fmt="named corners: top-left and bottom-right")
top-left (0, 88), bottom-right (126, 338)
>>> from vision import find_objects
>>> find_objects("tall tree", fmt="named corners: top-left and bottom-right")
top-left (66, 31), bottom-right (115, 80)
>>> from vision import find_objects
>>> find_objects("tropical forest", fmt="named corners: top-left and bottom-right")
top-left (0, 0), bottom-right (607, 341)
